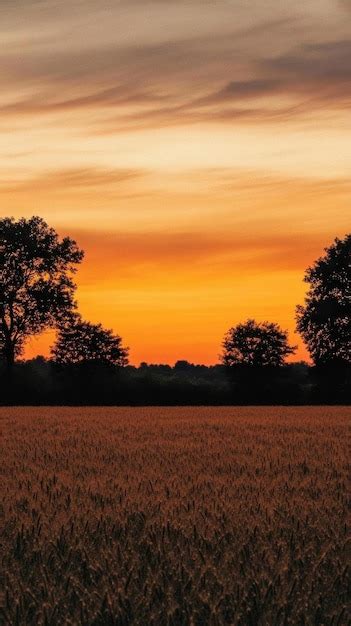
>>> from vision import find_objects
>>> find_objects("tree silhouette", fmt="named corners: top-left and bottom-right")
top-left (296, 234), bottom-right (351, 365)
top-left (51, 315), bottom-right (129, 366)
top-left (0, 217), bottom-right (83, 367)
top-left (222, 319), bottom-right (296, 367)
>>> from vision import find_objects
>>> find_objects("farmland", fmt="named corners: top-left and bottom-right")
top-left (1, 407), bottom-right (350, 625)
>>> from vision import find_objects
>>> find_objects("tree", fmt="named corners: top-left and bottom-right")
top-left (222, 319), bottom-right (296, 367)
top-left (296, 234), bottom-right (351, 365)
top-left (51, 315), bottom-right (129, 366)
top-left (0, 216), bottom-right (83, 367)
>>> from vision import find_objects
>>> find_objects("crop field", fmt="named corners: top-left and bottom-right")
top-left (1, 407), bottom-right (350, 625)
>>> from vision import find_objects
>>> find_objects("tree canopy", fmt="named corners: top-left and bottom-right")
top-left (296, 234), bottom-right (350, 365)
top-left (0, 216), bottom-right (83, 366)
top-left (222, 319), bottom-right (296, 367)
top-left (51, 315), bottom-right (129, 366)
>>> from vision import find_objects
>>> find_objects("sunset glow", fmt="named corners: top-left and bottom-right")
top-left (1, 0), bottom-right (350, 363)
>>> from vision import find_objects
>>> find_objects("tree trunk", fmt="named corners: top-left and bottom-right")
top-left (4, 340), bottom-right (15, 369)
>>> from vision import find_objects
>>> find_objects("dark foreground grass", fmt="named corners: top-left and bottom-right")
top-left (1, 406), bottom-right (350, 625)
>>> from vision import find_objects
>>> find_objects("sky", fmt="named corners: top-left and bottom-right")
top-left (1, 0), bottom-right (350, 364)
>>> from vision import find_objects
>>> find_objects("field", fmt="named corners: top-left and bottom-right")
top-left (1, 407), bottom-right (350, 626)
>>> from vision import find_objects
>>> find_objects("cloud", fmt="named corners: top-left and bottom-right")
top-left (0, 1), bottom-right (350, 136)
top-left (265, 39), bottom-right (351, 84)
top-left (200, 79), bottom-right (282, 103)
top-left (3, 34), bottom-right (350, 131)
top-left (0, 86), bottom-right (166, 115)
top-left (0, 167), bottom-right (146, 193)
top-left (338, 0), bottom-right (351, 11)
top-left (73, 228), bottom-right (330, 279)
top-left (196, 39), bottom-right (351, 108)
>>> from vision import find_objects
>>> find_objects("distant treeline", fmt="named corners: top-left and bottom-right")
top-left (2, 358), bottom-right (350, 406)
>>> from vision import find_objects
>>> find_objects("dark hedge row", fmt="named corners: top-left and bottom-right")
top-left (2, 358), bottom-right (350, 405)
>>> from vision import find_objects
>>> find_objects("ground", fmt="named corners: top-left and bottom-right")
top-left (1, 406), bottom-right (350, 625)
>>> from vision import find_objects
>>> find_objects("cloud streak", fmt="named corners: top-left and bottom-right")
top-left (74, 228), bottom-right (331, 278)
top-left (0, 167), bottom-right (146, 193)
top-left (1, 4), bottom-right (350, 130)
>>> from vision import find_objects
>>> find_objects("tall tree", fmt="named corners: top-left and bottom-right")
top-left (222, 319), bottom-right (296, 367)
top-left (51, 315), bottom-right (129, 366)
top-left (0, 216), bottom-right (83, 367)
top-left (296, 234), bottom-right (351, 365)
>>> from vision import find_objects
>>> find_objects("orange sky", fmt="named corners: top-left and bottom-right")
top-left (1, 0), bottom-right (350, 364)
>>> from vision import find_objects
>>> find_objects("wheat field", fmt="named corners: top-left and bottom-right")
top-left (1, 407), bottom-right (350, 625)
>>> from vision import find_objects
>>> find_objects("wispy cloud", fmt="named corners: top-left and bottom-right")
top-left (0, 167), bottom-right (146, 193)
top-left (1, 2), bottom-right (350, 130)
top-left (73, 228), bottom-right (332, 279)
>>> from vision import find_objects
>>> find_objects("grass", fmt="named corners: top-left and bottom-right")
top-left (1, 406), bottom-right (350, 625)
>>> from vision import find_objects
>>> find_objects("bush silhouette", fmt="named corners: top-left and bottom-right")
top-left (52, 315), bottom-right (129, 366)
top-left (222, 319), bottom-right (296, 367)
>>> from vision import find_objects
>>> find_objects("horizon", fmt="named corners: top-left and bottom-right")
top-left (1, 0), bottom-right (350, 365)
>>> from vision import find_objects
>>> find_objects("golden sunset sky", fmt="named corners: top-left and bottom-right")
top-left (1, 0), bottom-right (350, 363)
